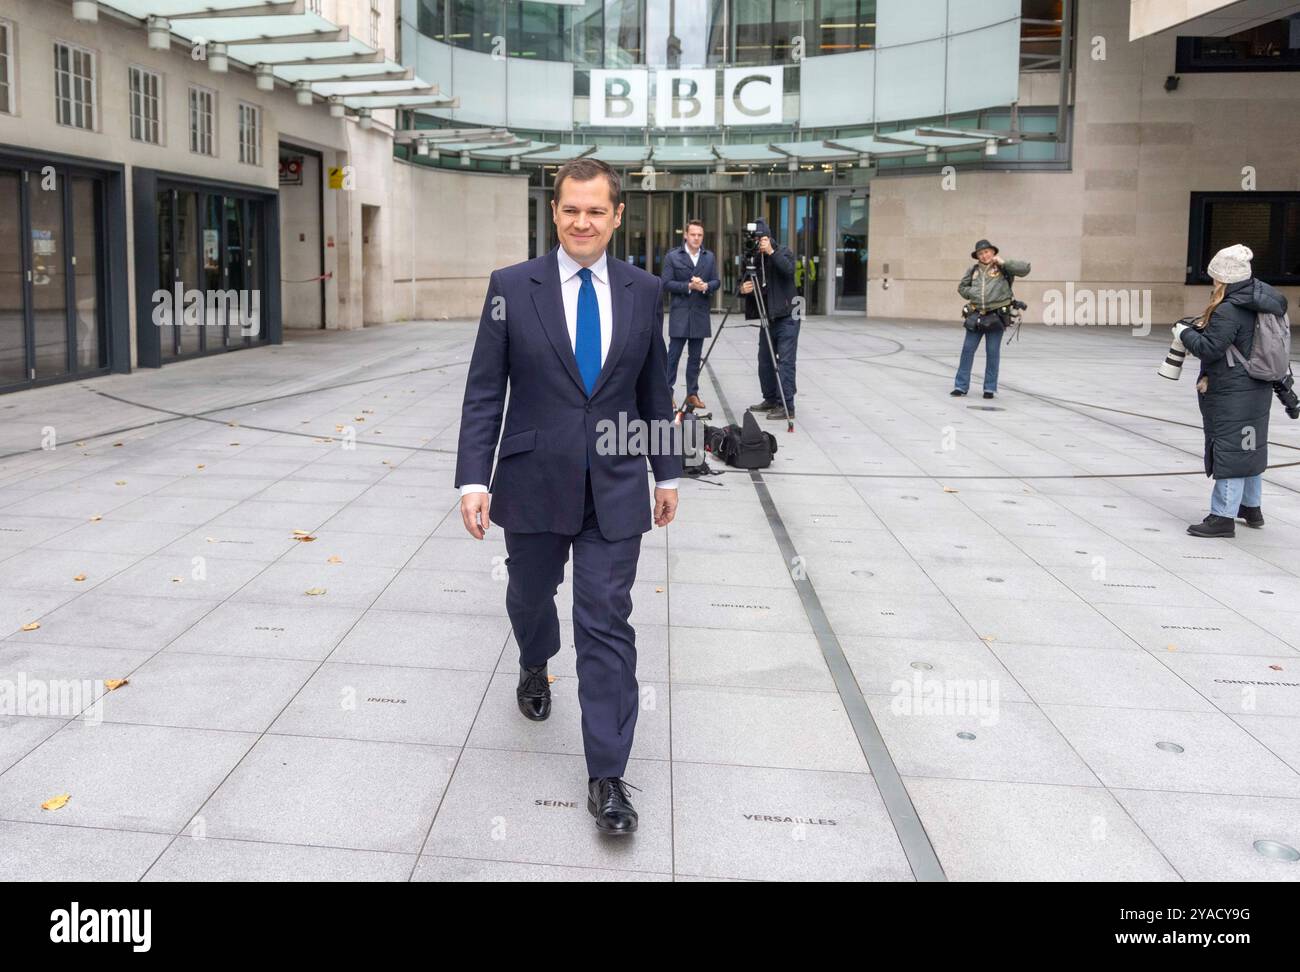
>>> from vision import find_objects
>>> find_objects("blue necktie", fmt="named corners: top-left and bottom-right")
top-left (575, 267), bottom-right (601, 396)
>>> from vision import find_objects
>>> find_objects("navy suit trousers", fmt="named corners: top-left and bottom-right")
top-left (503, 472), bottom-right (643, 779)
top-left (667, 335), bottom-right (704, 398)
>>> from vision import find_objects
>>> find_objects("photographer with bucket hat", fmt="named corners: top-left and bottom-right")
top-left (1175, 244), bottom-right (1289, 538)
top-left (952, 239), bottom-right (1031, 399)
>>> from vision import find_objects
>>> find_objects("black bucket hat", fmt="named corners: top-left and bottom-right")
top-left (971, 239), bottom-right (999, 259)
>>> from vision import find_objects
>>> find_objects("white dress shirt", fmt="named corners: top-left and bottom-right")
top-left (686, 245), bottom-right (700, 266)
top-left (461, 245), bottom-right (678, 496)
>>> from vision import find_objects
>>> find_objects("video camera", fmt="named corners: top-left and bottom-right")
top-left (742, 222), bottom-right (765, 272)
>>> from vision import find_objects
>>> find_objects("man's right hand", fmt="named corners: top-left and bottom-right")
top-left (460, 492), bottom-right (491, 539)
top-left (740, 280), bottom-right (755, 295)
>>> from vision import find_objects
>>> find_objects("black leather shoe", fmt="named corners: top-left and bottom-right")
top-left (766, 407), bottom-right (795, 420)
top-left (516, 663), bottom-right (551, 721)
top-left (1237, 504), bottom-right (1264, 528)
top-left (749, 399), bottom-right (780, 411)
top-left (1187, 514), bottom-right (1235, 538)
top-left (950, 389), bottom-right (967, 397)
top-left (983, 392), bottom-right (995, 399)
top-left (587, 777), bottom-right (639, 835)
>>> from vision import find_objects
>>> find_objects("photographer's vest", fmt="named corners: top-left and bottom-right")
top-left (970, 263), bottom-right (1013, 312)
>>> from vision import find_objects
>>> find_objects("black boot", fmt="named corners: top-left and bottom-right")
top-left (949, 389), bottom-right (967, 397)
top-left (516, 663), bottom-right (551, 721)
top-left (748, 399), bottom-right (780, 411)
top-left (587, 777), bottom-right (639, 835)
top-left (983, 391), bottom-right (995, 399)
top-left (1237, 505), bottom-right (1265, 528)
top-left (1187, 514), bottom-right (1235, 538)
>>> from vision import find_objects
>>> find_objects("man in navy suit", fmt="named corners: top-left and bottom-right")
top-left (455, 158), bottom-right (681, 835)
top-left (661, 219), bottom-right (720, 410)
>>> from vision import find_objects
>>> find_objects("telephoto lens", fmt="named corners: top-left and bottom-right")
top-left (1158, 317), bottom-right (1199, 380)
top-left (1158, 338), bottom-right (1188, 380)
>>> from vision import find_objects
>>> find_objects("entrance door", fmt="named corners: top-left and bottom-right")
top-left (155, 185), bottom-right (269, 358)
top-left (832, 192), bottom-right (868, 313)
top-left (0, 170), bottom-right (25, 386)
top-left (793, 191), bottom-right (824, 316)
top-left (0, 165), bottom-right (108, 392)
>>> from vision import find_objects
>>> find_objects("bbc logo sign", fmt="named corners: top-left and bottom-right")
top-left (590, 68), bottom-right (784, 128)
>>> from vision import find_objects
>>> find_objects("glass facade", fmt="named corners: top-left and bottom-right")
top-left (416, 0), bottom-right (877, 66)
top-left (1176, 14), bottom-right (1300, 72)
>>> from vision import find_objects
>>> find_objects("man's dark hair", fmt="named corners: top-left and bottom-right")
top-left (553, 158), bottom-right (621, 208)
top-left (685, 218), bottom-right (704, 232)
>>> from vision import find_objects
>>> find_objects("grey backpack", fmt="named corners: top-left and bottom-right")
top-left (1226, 311), bottom-right (1291, 382)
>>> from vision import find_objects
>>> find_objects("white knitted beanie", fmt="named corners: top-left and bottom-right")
top-left (1207, 244), bottom-right (1253, 284)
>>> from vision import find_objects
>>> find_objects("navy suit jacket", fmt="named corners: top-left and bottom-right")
top-left (455, 246), bottom-right (682, 541)
top-left (662, 246), bottom-right (719, 339)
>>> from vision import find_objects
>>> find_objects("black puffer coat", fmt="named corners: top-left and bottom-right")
top-left (1179, 278), bottom-right (1287, 480)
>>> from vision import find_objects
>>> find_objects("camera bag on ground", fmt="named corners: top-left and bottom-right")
top-left (1226, 310), bottom-right (1291, 382)
top-left (704, 410), bottom-right (778, 469)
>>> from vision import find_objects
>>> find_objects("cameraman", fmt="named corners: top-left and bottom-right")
top-left (952, 239), bottom-right (1030, 400)
top-left (741, 218), bottom-right (799, 421)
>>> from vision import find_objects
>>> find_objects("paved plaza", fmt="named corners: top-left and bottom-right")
top-left (1, 316), bottom-right (1298, 882)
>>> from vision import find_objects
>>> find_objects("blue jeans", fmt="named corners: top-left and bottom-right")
top-left (954, 326), bottom-right (1002, 394)
top-left (758, 314), bottom-right (799, 411)
top-left (667, 336), bottom-right (703, 398)
top-left (1210, 475), bottom-right (1262, 517)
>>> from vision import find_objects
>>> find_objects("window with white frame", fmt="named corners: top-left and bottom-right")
top-left (238, 102), bottom-right (261, 165)
top-left (54, 41), bottom-right (97, 130)
top-left (307, 0), bottom-right (322, 13)
top-left (129, 66), bottom-right (162, 144)
top-left (188, 84), bottom-right (215, 155)
top-left (370, 0), bottom-right (381, 47)
top-left (0, 21), bottom-right (14, 115)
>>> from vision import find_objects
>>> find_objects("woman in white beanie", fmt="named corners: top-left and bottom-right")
top-left (1173, 244), bottom-right (1288, 537)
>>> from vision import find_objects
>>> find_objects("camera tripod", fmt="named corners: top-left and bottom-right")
top-left (674, 259), bottom-right (794, 433)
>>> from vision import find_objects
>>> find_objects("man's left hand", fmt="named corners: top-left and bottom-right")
top-left (653, 487), bottom-right (678, 527)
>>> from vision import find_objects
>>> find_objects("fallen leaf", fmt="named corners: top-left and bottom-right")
top-left (1269, 664), bottom-right (1283, 671)
top-left (943, 486), bottom-right (959, 493)
top-left (113, 442), bottom-right (123, 447)
top-left (89, 515), bottom-right (102, 522)
top-left (1166, 644), bottom-right (1178, 652)
top-left (74, 441), bottom-right (85, 447)
top-left (547, 675), bottom-right (557, 684)
top-left (21, 621), bottom-right (40, 631)
top-left (115, 480), bottom-right (127, 486)
top-left (171, 576), bottom-right (183, 584)
top-left (354, 416), bottom-right (366, 422)
top-left (304, 587), bottom-right (327, 596)
top-left (327, 555), bottom-right (343, 564)
top-left (196, 464), bottom-right (206, 470)
top-left (227, 421), bottom-right (239, 428)
top-left (229, 442), bottom-right (240, 446)
top-left (655, 587), bottom-right (664, 593)
top-left (981, 635), bottom-right (996, 643)
top-left (104, 678), bottom-right (129, 691)
top-left (363, 409), bottom-right (374, 414)
top-left (41, 794), bottom-right (70, 811)
top-left (73, 573), bottom-right (87, 582)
